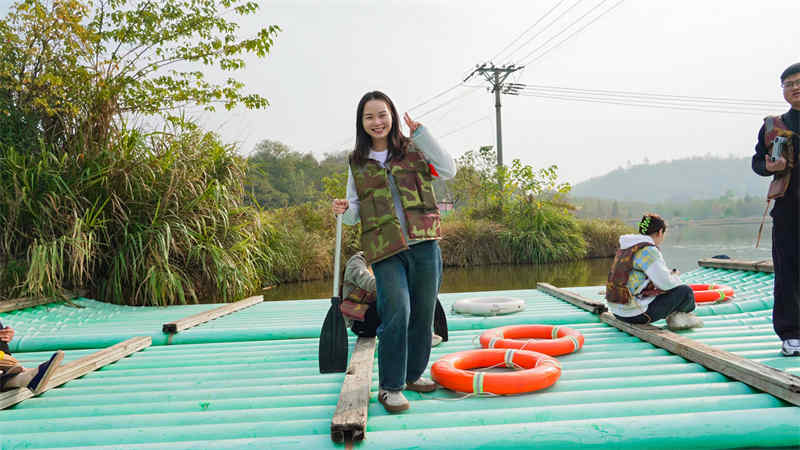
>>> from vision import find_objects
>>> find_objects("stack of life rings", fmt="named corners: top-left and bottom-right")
top-left (690, 284), bottom-right (735, 303)
top-left (431, 324), bottom-right (584, 395)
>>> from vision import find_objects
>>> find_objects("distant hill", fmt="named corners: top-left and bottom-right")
top-left (570, 156), bottom-right (770, 202)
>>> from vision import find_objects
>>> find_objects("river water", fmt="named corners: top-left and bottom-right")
top-left (263, 221), bottom-right (773, 301)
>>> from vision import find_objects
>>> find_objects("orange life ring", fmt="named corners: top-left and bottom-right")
top-left (690, 284), bottom-right (735, 303)
top-left (478, 325), bottom-right (584, 356)
top-left (431, 348), bottom-right (561, 395)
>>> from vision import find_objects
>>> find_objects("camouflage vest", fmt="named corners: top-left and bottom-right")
top-left (605, 242), bottom-right (657, 304)
top-left (340, 285), bottom-right (376, 321)
top-left (764, 115), bottom-right (796, 199)
top-left (350, 144), bottom-right (441, 264)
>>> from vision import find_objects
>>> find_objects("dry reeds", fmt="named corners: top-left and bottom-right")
top-left (580, 219), bottom-right (633, 258)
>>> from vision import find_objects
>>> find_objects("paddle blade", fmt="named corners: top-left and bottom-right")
top-left (319, 297), bottom-right (348, 373)
top-left (433, 297), bottom-right (448, 342)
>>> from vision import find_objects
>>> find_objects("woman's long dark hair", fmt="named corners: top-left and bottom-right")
top-left (351, 91), bottom-right (409, 167)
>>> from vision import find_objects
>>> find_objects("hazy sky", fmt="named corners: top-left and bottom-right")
top-left (3, 1), bottom-right (800, 185)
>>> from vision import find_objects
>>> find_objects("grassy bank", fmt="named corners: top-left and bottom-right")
top-left (263, 201), bottom-right (632, 282)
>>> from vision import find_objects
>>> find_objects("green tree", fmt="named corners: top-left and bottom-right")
top-left (0, 0), bottom-right (284, 305)
top-left (0, 0), bottom-right (280, 148)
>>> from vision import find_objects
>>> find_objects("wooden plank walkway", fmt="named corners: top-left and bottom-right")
top-left (698, 258), bottom-right (774, 273)
top-left (0, 336), bottom-right (151, 410)
top-left (162, 295), bottom-right (263, 334)
top-left (331, 336), bottom-right (377, 443)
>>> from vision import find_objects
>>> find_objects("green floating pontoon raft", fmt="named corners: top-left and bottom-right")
top-left (1, 263), bottom-right (798, 449)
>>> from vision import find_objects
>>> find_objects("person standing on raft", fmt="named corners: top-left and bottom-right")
top-left (605, 213), bottom-right (704, 330)
top-left (751, 63), bottom-right (800, 357)
top-left (331, 91), bottom-right (455, 413)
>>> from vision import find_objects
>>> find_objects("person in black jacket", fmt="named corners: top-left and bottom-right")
top-left (752, 62), bottom-right (800, 356)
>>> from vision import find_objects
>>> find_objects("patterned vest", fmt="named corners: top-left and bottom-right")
top-left (605, 242), bottom-right (656, 304)
top-left (350, 144), bottom-right (441, 264)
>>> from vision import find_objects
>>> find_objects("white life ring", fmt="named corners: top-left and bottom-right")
top-left (452, 297), bottom-right (525, 316)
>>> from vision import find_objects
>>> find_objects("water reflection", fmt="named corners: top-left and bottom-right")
top-left (262, 259), bottom-right (613, 302)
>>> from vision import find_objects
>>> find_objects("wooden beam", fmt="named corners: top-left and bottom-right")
top-left (162, 295), bottom-right (263, 334)
top-left (331, 336), bottom-right (377, 443)
top-left (697, 258), bottom-right (774, 273)
top-left (0, 336), bottom-right (151, 410)
top-left (539, 285), bottom-right (799, 406)
top-left (599, 312), bottom-right (800, 405)
top-left (0, 388), bottom-right (33, 410)
top-left (47, 336), bottom-right (151, 388)
top-left (755, 260), bottom-right (775, 273)
top-left (0, 296), bottom-right (55, 314)
top-left (0, 290), bottom-right (87, 313)
top-left (537, 282), bottom-right (607, 314)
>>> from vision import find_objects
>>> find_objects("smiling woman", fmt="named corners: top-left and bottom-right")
top-left (330, 90), bottom-right (457, 413)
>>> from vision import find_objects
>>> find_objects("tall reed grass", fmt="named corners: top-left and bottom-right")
top-left (580, 219), bottom-right (633, 258)
top-left (0, 126), bottom-right (288, 305)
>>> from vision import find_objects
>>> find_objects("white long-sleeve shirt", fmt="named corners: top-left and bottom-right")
top-left (608, 234), bottom-right (683, 317)
top-left (342, 125), bottom-right (455, 245)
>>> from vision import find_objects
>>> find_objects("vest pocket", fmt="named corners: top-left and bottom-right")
top-left (415, 176), bottom-right (437, 211)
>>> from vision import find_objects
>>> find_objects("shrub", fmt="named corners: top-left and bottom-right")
top-left (580, 219), bottom-right (633, 258)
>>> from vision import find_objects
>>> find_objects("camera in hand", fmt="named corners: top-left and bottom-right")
top-left (771, 136), bottom-right (788, 162)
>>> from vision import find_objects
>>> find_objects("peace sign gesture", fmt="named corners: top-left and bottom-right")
top-left (403, 112), bottom-right (421, 135)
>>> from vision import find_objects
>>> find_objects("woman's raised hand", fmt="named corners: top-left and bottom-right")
top-left (403, 112), bottom-right (420, 135)
top-left (332, 199), bottom-right (349, 215)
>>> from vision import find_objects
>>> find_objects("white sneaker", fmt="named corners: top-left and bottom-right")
top-left (431, 333), bottom-right (443, 347)
top-left (378, 389), bottom-right (409, 413)
top-left (406, 376), bottom-right (437, 393)
top-left (666, 312), bottom-right (703, 331)
top-left (782, 339), bottom-right (800, 356)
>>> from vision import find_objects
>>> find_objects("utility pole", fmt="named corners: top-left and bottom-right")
top-left (464, 63), bottom-right (524, 167)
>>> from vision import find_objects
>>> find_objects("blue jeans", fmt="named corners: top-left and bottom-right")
top-left (616, 285), bottom-right (696, 324)
top-left (372, 240), bottom-right (442, 391)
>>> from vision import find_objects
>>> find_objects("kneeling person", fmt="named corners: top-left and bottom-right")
top-left (1, 322), bottom-right (64, 395)
top-left (605, 213), bottom-right (703, 330)
top-left (341, 252), bottom-right (443, 346)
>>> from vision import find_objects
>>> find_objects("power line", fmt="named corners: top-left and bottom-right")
top-left (416, 85), bottom-right (483, 119)
top-left (418, 87), bottom-right (485, 123)
top-left (520, 85), bottom-right (786, 108)
top-left (491, 0), bottom-right (569, 64)
top-left (501, 0), bottom-right (586, 65)
top-left (406, 82), bottom-right (465, 113)
top-left (439, 114), bottom-right (492, 139)
top-left (520, 0), bottom-right (625, 67)
top-left (519, 91), bottom-right (773, 115)
top-left (520, 0), bottom-right (624, 67)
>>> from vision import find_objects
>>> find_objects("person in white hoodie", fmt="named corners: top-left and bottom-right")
top-left (605, 213), bottom-right (703, 330)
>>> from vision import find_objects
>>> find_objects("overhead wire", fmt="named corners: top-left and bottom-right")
top-left (500, 0), bottom-right (586, 66)
top-left (519, 0), bottom-right (625, 67)
top-left (416, 85), bottom-right (484, 120)
top-left (439, 115), bottom-right (493, 139)
top-left (518, 91), bottom-right (774, 115)
top-left (491, 0), bottom-right (569, 64)
top-left (520, 85), bottom-right (786, 108)
top-left (406, 82), bottom-right (467, 113)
